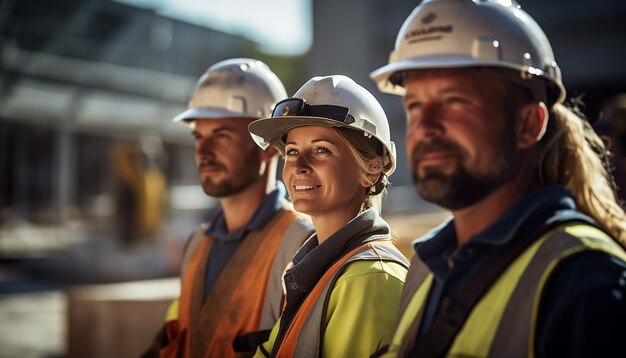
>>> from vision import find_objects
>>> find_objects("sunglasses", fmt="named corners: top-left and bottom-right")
top-left (272, 98), bottom-right (355, 124)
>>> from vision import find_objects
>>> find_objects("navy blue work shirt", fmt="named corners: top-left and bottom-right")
top-left (202, 181), bottom-right (288, 301)
top-left (412, 186), bottom-right (626, 357)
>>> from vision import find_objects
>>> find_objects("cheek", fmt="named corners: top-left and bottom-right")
top-left (282, 161), bottom-right (292, 177)
top-left (282, 163), bottom-right (294, 188)
top-left (331, 163), bottom-right (363, 192)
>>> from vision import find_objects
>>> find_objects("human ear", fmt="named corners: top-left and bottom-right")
top-left (516, 102), bottom-right (548, 148)
top-left (360, 158), bottom-right (383, 188)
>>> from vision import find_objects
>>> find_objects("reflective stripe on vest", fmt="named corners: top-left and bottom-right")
top-left (276, 240), bottom-right (409, 358)
top-left (388, 223), bottom-right (626, 358)
top-left (161, 208), bottom-right (300, 358)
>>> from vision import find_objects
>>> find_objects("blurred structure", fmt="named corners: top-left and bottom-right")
top-left (0, 0), bottom-right (305, 356)
top-left (111, 132), bottom-right (166, 245)
top-left (1, 0), bottom-right (625, 357)
top-left (66, 278), bottom-right (178, 358)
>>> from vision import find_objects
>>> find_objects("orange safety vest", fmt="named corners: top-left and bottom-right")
top-left (275, 240), bottom-right (407, 358)
top-left (161, 208), bottom-right (303, 358)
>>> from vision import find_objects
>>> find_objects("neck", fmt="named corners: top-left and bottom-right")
top-left (220, 175), bottom-right (275, 233)
top-left (311, 206), bottom-right (361, 244)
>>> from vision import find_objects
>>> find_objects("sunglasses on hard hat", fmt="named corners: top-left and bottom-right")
top-left (272, 98), bottom-right (356, 124)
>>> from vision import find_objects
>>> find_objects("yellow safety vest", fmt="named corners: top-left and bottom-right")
top-left (387, 223), bottom-right (626, 358)
top-left (276, 241), bottom-right (408, 357)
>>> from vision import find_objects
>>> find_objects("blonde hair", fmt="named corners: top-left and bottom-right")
top-left (335, 128), bottom-right (390, 214)
top-left (539, 103), bottom-right (626, 247)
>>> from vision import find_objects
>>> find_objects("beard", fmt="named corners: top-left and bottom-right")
top-left (199, 148), bottom-right (263, 198)
top-left (410, 136), bottom-right (517, 210)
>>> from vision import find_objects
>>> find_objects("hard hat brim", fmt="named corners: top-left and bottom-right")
top-left (249, 115), bottom-right (351, 151)
top-left (249, 115), bottom-right (397, 176)
top-left (370, 55), bottom-right (565, 104)
top-left (173, 107), bottom-right (258, 125)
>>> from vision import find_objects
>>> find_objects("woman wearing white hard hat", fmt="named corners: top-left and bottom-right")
top-left (249, 75), bottom-right (408, 357)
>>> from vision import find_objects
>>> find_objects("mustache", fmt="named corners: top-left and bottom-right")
top-left (410, 139), bottom-right (463, 161)
top-left (198, 160), bottom-right (226, 170)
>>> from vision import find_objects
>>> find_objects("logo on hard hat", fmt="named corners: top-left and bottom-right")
top-left (421, 12), bottom-right (437, 24)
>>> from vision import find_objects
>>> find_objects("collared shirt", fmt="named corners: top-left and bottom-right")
top-left (414, 186), bottom-right (591, 333)
top-left (202, 181), bottom-right (288, 300)
top-left (287, 209), bottom-right (391, 295)
top-left (274, 209), bottom-right (394, 351)
top-left (411, 185), bottom-right (626, 357)
top-left (264, 209), bottom-right (408, 357)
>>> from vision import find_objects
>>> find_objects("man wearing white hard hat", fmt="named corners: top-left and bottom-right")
top-left (370, 0), bottom-right (626, 357)
top-left (144, 59), bottom-right (312, 358)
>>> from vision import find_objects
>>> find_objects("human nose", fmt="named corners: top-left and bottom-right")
top-left (293, 154), bottom-right (312, 174)
top-left (196, 137), bottom-right (215, 158)
top-left (406, 102), bottom-right (444, 141)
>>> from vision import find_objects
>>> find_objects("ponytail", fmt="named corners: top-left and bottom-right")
top-left (539, 103), bottom-right (626, 247)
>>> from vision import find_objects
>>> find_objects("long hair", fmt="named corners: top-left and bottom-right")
top-left (335, 128), bottom-right (390, 214)
top-left (538, 102), bottom-right (626, 247)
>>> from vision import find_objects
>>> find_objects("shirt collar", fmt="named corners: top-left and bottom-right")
top-left (289, 209), bottom-right (391, 292)
top-left (415, 185), bottom-right (590, 262)
top-left (205, 181), bottom-right (288, 242)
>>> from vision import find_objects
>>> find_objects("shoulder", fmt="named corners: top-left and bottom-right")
top-left (335, 260), bottom-right (407, 288)
top-left (542, 249), bottom-right (626, 306)
top-left (537, 250), bottom-right (626, 357)
top-left (284, 216), bottom-right (314, 235)
top-left (183, 224), bottom-right (209, 251)
top-left (276, 209), bottom-right (313, 245)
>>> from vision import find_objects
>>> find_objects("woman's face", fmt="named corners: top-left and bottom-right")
top-left (283, 126), bottom-right (368, 219)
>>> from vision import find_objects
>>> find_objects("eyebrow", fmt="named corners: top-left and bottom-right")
top-left (285, 138), bottom-right (336, 146)
top-left (191, 126), bottom-right (234, 137)
top-left (404, 86), bottom-right (475, 105)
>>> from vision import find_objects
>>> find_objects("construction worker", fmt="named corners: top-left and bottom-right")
top-left (144, 58), bottom-right (313, 358)
top-left (248, 75), bottom-right (409, 357)
top-left (369, 0), bottom-right (626, 357)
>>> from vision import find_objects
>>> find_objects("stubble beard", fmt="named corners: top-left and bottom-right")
top-left (199, 148), bottom-right (263, 198)
top-left (410, 137), bottom-right (517, 210)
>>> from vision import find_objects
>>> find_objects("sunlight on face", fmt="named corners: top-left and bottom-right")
top-left (282, 126), bottom-right (367, 220)
top-left (193, 118), bottom-right (264, 197)
top-left (403, 69), bottom-right (518, 210)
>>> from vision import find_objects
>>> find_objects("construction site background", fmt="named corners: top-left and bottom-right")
top-left (1, 0), bottom-right (625, 357)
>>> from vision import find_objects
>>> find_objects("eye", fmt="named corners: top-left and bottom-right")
top-left (405, 100), bottom-right (421, 112)
top-left (444, 96), bottom-right (469, 106)
top-left (314, 146), bottom-right (331, 155)
top-left (285, 148), bottom-right (298, 156)
top-left (215, 132), bottom-right (232, 140)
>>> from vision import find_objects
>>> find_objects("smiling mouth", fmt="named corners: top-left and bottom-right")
top-left (294, 185), bottom-right (321, 191)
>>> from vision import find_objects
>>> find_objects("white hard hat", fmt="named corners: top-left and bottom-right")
top-left (370, 0), bottom-right (565, 105)
top-left (249, 75), bottom-right (397, 175)
top-left (173, 58), bottom-right (287, 125)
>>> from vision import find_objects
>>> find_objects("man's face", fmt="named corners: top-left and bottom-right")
top-left (192, 118), bottom-right (264, 198)
top-left (403, 69), bottom-right (518, 210)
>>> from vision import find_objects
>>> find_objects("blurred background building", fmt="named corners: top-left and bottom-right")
top-left (1, 0), bottom-right (625, 356)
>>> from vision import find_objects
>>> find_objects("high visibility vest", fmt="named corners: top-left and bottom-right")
top-left (274, 240), bottom-right (409, 358)
top-left (160, 207), bottom-right (310, 358)
top-left (387, 223), bottom-right (626, 358)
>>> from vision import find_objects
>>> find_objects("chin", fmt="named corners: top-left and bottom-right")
top-left (292, 200), bottom-right (318, 216)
